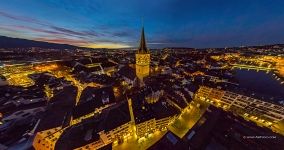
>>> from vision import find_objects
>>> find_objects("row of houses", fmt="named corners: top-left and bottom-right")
top-left (195, 86), bottom-right (284, 123)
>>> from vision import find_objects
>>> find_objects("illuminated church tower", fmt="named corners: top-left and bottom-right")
top-left (136, 27), bottom-right (150, 85)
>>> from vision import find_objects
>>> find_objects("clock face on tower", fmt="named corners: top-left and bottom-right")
top-left (136, 54), bottom-right (150, 66)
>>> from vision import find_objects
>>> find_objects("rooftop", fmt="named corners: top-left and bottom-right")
top-left (117, 65), bottom-right (136, 80)
top-left (73, 86), bottom-right (116, 119)
top-left (56, 101), bottom-right (130, 149)
top-left (131, 92), bottom-right (179, 124)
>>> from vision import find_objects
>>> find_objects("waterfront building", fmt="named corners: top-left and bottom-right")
top-left (196, 86), bottom-right (284, 124)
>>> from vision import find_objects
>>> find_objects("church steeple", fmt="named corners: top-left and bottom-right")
top-left (135, 26), bottom-right (150, 86)
top-left (138, 27), bottom-right (148, 53)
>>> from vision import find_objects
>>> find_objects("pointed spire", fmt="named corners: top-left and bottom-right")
top-left (138, 26), bottom-right (148, 53)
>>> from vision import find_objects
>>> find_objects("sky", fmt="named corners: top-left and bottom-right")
top-left (0, 0), bottom-right (284, 48)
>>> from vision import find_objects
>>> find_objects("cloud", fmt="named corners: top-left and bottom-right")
top-left (48, 26), bottom-right (106, 38)
top-left (49, 26), bottom-right (86, 36)
top-left (34, 37), bottom-right (89, 46)
top-left (0, 11), bottom-right (137, 47)
top-left (0, 11), bottom-right (49, 26)
top-left (0, 11), bottom-right (100, 38)
top-left (13, 25), bottom-right (62, 35)
top-left (86, 43), bottom-right (130, 49)
top-left (112, 30), bottom-right (134, 37)
top-left (0, 25), bottom-right (18, 32)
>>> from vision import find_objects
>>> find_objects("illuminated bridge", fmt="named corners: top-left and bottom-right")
top-left (230, 64), bottom-right (276, 72)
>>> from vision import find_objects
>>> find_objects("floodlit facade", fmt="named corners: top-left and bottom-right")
top-left (196, 86), bottom-right (284, 123)
top-left (76, 122), bottom-right (133, 150)
top-left (136, 116), bottom-right (176, 138)
top-left (145, 90), bottom-right (164, 104)
top-left (33, 127), bottom-right (65, 150)
top-left (136, 118), bottom-right (156, 138)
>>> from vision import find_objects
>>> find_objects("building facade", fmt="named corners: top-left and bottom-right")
top-left (145, 90), bottom-right (164, 104)
top-left (196, 86), bottom-right (284, 124)
top-left (33, 127), bottom-right (65, 150)
top-left (76, 121), bottom-right (133, 150)
top-left (135, 116), bottom-right (176, 138)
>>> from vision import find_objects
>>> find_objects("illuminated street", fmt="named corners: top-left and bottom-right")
top-left (169, 98), bottom-right (210, 138)
top-left (113, 130), bottom-right (167, 150)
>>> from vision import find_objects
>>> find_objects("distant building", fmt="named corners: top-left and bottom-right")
top-left (160, 66), bottom-right (172, 75)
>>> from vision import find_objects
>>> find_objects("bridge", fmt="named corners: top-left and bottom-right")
top-left (230, 64), bottom-right (276, 72)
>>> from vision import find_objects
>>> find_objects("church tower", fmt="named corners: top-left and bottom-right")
top-left (136, 27), bottom-right (150, 85)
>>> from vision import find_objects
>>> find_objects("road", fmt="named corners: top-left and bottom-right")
top-left (168, 98), bottom-right (210, 138)
top-left (113, 129), bottom-right (167, 150)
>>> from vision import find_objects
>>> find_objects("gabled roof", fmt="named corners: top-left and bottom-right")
top-left (117, 65), bottom-right (136, 80)
top-left (148, 131), bottom-right (186, 150)
top-left (55, 116), bottom-right (101, 150)
top-left (36, 86), bottom-right (77, 132)
top-left (100, 101), bottom-right (130, 132)
top-left (72, 86), bottom-right (116, 119)
top-left (131, 92), bottom-right (179, 124)
top-left (56, 101), bottom-right (130, 149)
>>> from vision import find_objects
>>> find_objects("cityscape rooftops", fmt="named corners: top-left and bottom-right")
top-left (148, 131), bottom-right (187, 150)
top-left (55, 117), bottom-right (101, 150)
top-left (36, 86), bottom-right (77, 132)
top-left (185, 106), bottom-right (284, 149)
top-left (73, 86), bottom-right (116, 119)
top-left (117, 65), bottom-right (136, 80)
top-left (99, 100), bottom-right (130, 132)
top-left (56, 101), bottom-right (130, 149)
top-left (131, 92), bottom-right (179, 124)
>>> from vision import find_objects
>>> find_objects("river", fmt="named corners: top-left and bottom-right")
top-left (235, 69), bottom-right (284, 101)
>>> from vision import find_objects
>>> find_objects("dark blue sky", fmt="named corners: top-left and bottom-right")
top-left (0, 0), bottom-right (284, 48)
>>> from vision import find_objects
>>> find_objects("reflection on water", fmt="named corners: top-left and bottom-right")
top-left (235, 69), bottom-right (284, 100)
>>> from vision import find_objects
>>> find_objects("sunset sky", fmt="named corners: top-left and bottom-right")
top-left (0, 0), bottom-right (284, 48)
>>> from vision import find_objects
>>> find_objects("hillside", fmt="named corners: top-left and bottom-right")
top-left (0, 36), bottom-right (79, 49)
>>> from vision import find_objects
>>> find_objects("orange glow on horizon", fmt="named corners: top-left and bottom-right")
top-left (85, 43), bottom-right (131, 49)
